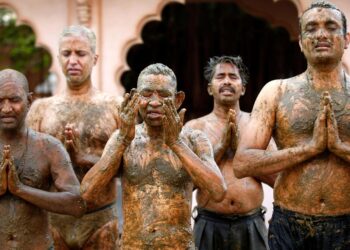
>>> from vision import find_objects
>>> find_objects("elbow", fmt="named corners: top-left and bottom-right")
top-left (70, 197), bottom-right (87, 218)
top-left (210, 180), bottom-right (227, 202)
top-left (233, 166), bottom-right (247, 179)
top-left (232, 156), bottom-right (250, 179)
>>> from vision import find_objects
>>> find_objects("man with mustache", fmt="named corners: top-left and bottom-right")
top-left (0, 69), bottom-right (85, 250)
top-left (186, 56), bottom-right (274, 250)
top-left (233, 1), bottom-right (350, 249)
top-left (27, 25), bottom-right (121, 249)
top-left (81, 63), bottom-right (226, 249)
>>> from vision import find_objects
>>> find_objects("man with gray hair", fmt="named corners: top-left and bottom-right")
top-left (81, 63), bottom-right (226, 249)
top-left (27, 25), bottom-right (121, 249)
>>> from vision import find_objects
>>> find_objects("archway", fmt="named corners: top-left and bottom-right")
top-left (121, 0), bottom-right (306, 120)
top-left (0, 6), bottom-right (54, 97)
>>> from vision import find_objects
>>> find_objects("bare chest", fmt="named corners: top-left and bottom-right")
top-left (123, 140), bottom-right (191, 187)
top-left (40, 101), bottom-right (117, 147)
top-left (275, 86), bottom-right (350, 146)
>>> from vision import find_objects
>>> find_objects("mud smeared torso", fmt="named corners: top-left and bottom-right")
top-left (121, 124), bottom-right (194, 249)
top-left (274, 76), bottom-right (350, 215)
top-left (0, 130), bottom-right (59, 249)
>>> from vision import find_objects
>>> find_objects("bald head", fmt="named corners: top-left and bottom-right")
top-left (0, 69), bottom-right (29, 93)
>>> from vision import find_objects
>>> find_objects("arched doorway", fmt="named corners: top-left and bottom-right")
top-left (0, 6), bottom-right (54, 98)
top-left (121, 1), bottom-right (306, 120)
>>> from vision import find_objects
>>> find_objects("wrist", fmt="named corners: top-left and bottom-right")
top-left (167, 138), bottom-right (183, 148)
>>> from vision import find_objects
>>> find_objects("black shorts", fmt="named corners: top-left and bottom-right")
top-left (194, 207), bottom-right (269, 250)
top-left (269, 205), bottom-right (350, 250)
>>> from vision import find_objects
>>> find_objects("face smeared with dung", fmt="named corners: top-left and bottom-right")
top-left (299, 7), bottom-right (350, 65)
top-left (208, 63), bottom-right (245, 105)
top-left (0, 80), bottom-right (30, 131)
top-left (58, 35), bottom-right (97, 88)
top-left (137, 74), bottom-right (176, 127)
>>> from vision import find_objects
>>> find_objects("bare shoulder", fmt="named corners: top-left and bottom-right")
top-left (26, 96), bottom-right (56, 128)
top-left (182, 126), bottom-right (210, 146)
top-left (28, 128), bottom-right (65, 153)
top-left (93, 91), bottom-right (123, 106)
top-left (185, 113), bottom-right (213, 130)
top-left (29, 96), bottom-right (54, 113)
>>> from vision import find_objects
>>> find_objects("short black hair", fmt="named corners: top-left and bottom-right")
top-left (204, 56), bottom-right (249, 86)
top-left (299, 1), bottom-right (347, 36)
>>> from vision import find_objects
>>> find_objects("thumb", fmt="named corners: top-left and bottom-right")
top-left (179, 108), bottom-right (186, 124)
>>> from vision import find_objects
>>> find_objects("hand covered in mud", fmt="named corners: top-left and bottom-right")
top-left (162, 98), bottom-right (186, 146)
top-left (118, 89), bottom-right (140, 146)
top-left (7, 154), bottom-right (23, 195)
top-left (0, 145), bottom-right (23, 195)
top-left (0, 145), bottom-right (10, 195)
top-left (325, 93), bottom-right (341, 152)
top-left (64, 124), bottom-right (80, 153)
top-left (229, 109), bottom-right (239, 151)
top-left (310, 92), bottom-right (328, 154)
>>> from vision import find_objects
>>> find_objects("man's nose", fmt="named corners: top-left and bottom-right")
top-left (315, 28), bottom-right (328, 38)
top-left (68, 54), bottom-right (78, 65)
top-left (148, 95), bottom-right (163, 107)
top-left (1, 100), bottom-right (13, 113)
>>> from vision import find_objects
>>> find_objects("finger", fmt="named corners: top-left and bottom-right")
top-left (130, 88), bottom-right (137, 97)
top-left (121, 93), bottom-right (131, 110)
top-left (165, 98), bottom-right (178, 120)
top-left (163, 99), bottom-right (173, 120)
top-left (179, 108), bottom-right (186, 124)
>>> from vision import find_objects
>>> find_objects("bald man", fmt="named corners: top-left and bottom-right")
top-left (0, 69), bottom-right (85, 249)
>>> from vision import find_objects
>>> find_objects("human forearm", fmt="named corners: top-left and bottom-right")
top-left (234, 144), bottom-right (319, 178)
top-left (213, 142), bottom-right (228, 163)
top-left (254, 173), bottom-right (277, 188)
top-left (169, 140), bottom-right (226, 201)
top-left (329, 141), bottom-right (350, 163)
top-left (80, 137), bottom-right (126, 203)
top-left (15, 184), bottom-right (86, 217)
top-left (71, 152), bottom-right (101, 168)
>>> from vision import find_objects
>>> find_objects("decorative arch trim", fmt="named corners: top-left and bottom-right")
top-left (115, 0), bottom-right (184, 90)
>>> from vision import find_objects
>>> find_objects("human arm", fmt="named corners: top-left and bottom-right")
top-left (64, 124), bottom-right (101, 167)
top-left (233, 80), bottom-right (327, 178)
top-left (7, 140), bottom-right (86, 217)
top-left (26, 98), bottom-right (45, 131)
top-left (253, 138), bottom-right (278, 188)
top-left (0, 145), bottom-right (9, 195)
top-left (326, 93), bottom-right (350, 162)
top-left (163, 98), bottom-right (226, 202)
top-left (80, 92), bottom-right (139, 204)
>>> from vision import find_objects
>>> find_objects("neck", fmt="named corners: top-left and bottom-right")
top-left (306, 64), bottom-right (345, 90)
top-left (143, 123), bottom-right (164, 140)
top-left (65, 80), bottom-right (93, 96)
top-left (0, 126), bottom-right (27, 143)
top-left (212, 100), bottom-right (241, 120)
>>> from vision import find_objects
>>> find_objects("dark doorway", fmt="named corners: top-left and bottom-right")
top-left (121, 1), bottom-right (306, 120)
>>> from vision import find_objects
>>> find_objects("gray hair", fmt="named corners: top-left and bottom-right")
top-left (137, 63), bottom-right (177, 89)
top-left (59, 25), bottom-right (96, 53)
top-left (0, 69), bottom-right (29, 93)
